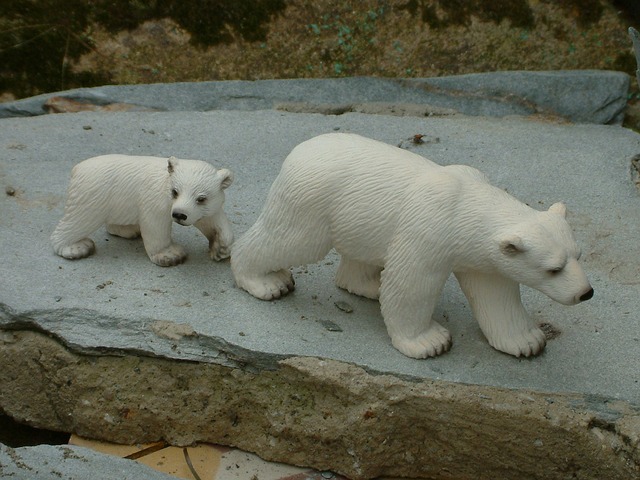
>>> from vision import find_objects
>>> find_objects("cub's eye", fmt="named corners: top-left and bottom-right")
top-left (196, 195), bottom-right (207, 205)
top-left (548, 267), bottom-right (563, 275)
top-left (171, 189), bottom-right (179, 199)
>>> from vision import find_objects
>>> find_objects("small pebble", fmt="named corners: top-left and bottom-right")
top-left (320, 320), bottom-right (343, 332)
top-left (334, 301), bottom-right (353, 313)
top-left (5, 186), bottom-right (15, 196)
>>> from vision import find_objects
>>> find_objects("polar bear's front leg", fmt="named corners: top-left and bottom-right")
top-left (195, 211), bottom-right (234, 261)
top-left (139, 218), bottom-right (186, 267)
top-left (56, 238), bottom-right (96, 259)
top-left (335, 257), bottom-right (381, 299)
top-left (455, 272), bottom-right (546, 357)
top-left (379, 261), bottom-right (452, 358)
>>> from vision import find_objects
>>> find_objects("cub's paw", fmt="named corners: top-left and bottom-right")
top-left (150, 244), bottom-right (187, 267)
top-left (236, 270), bottom-right (295, 300)
top-left (489, 326), bottom-right (546, 358)
top-left (391, 321), bottom-right (452, 358)
top-left (59, 238), bottom-right (96, 259)
top-left (210, 241), bottom-right (231, 262)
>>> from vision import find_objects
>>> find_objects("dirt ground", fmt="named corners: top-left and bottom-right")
top-left (75, 1), bottom-right (636, 83)
top-left (2, 1), bottom-right (640, 127)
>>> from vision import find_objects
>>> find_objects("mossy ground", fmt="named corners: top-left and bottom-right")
top-left (76, 1), bottom-right (636, 83)
top-left (1, 0), bottom-right (638, 100)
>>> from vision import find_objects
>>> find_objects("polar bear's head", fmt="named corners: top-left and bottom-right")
top-left (168, 157), bottom-right (233, 226)
top-left (494, 202), bottom-right (593, 305)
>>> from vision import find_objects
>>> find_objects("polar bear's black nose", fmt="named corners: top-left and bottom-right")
top-left (579, 288), bottom-right (594, 302)
top-left (172, 212), bottom-right (188, 222)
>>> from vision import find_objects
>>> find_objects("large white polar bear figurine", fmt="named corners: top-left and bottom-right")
top-left (51, 155), bottom-right (234, 266)
top-left (231, 133), bottom-right (594, 358)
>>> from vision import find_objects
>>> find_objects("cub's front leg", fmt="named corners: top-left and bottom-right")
top-left (195, 211), bottom-right (234, 261)
top-left (139, 216), bottom-right (186, 267)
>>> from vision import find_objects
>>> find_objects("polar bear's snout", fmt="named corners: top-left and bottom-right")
top-left (577, 286), bottom-right (594, 303)
top-left (172, 210), bottom-right (189, 224)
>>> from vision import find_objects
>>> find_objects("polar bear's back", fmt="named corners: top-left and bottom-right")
top-left (66, 155), bottom-right (171, 224)
top-left (263, 133), bottom-right (444, 263)
top-left (275, 133), bottom-right (440, 202)
top-left (284, 133), bottom-right (438, 174)
top-left (72, 155), bottom-right (167, 180)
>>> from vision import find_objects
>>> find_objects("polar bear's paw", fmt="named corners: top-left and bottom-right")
top-left (150, 244), bottom-right (187, 267)
top-left (209, 241), bottom-right (231, 262)
top-left (489, 326), bottom-right (546, 358)
top-left (391, 321), bottom-right (452, 358)
top-left (59, 238), bottom-right (96, 259)
top-left (236, 269), bottom-right (295, 300)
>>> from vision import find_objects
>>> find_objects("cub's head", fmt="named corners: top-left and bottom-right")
top-left (167, 157), bottom-right (233, 226)
top-left (493, 202), bottom-right (593, 305)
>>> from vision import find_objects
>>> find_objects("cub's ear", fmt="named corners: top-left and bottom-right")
top-left (499, 235), bottom-right (527, 255)
top-left (548, 202), bottom-right (567, 218)
top-left (167, 156), bottom-right (178, 174)
top-left (217, 168), bottom-right (233, 190)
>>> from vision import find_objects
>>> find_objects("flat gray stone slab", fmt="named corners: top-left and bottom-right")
top-left (0, 70), bottom-right (629, 124)
top-left (0, 443), bottom-right (176, 480)
top-left (1, 107), bottom-right (639, 404)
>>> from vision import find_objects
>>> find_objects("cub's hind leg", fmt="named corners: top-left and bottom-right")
top-left (51, 205), bottom-right (104, 260)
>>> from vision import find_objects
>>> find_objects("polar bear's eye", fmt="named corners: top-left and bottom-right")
top-left (196, 195), bottom-right (207, 205)
top-left (548, 267), bottom-right (563, 275)
top-left (171, 188), bottom-right (179, 199)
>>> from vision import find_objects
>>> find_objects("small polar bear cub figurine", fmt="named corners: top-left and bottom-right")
top-left (231, 133), bottom-right (594, 358)
top-left (51, 155), bottom-right (234, 266)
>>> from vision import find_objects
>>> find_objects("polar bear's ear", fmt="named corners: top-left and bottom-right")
top-left (167, 156), bottom-right (178, 174)
top-left (548, 202), bottom-right (567, 218)
top-left (499, 235), bottom-right (527, 255)
top-left (217, 168), bottom-right (233, 190)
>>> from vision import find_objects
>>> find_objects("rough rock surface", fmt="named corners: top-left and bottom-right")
top-left (1, 331), bottom-right (638, 479)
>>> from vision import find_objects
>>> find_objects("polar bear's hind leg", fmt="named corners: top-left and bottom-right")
top-left (232, 217), bottom-right (332, 300)
top-left (235, 269), bottom-right (295, 300)
top-left (335, 257), bottom-right (381, 299)
top-left (51, 206), bottom-right (104, 260)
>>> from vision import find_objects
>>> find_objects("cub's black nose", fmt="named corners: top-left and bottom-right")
top-left (172, 212), bottom-right (188, 222)
top-left (579, 288), bottom-right (594, 302)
